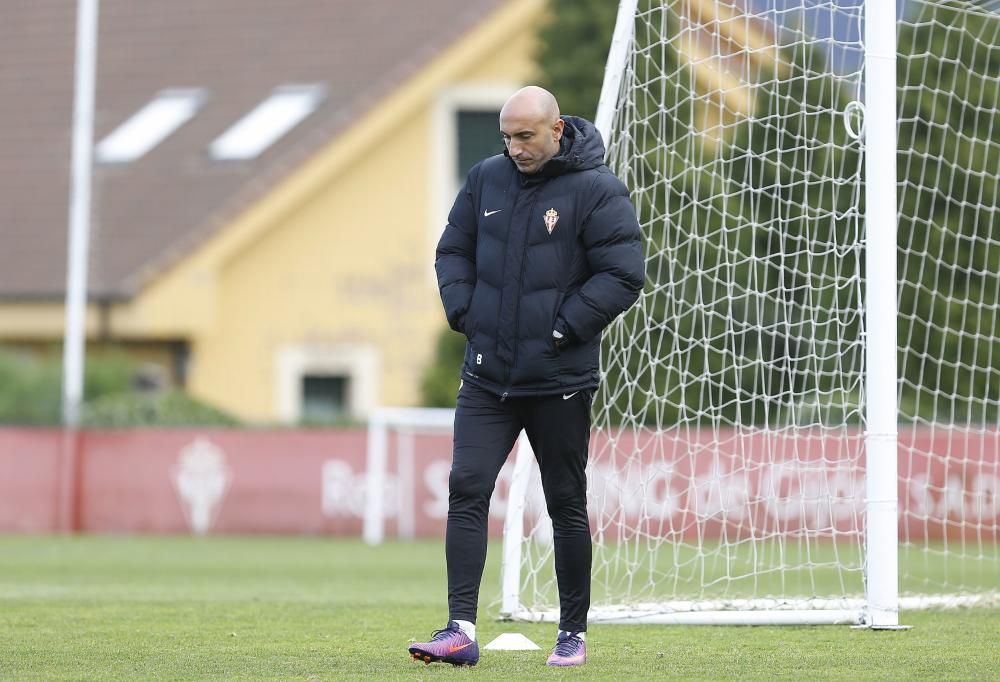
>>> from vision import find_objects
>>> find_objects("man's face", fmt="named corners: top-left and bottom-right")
top-left (500, 111), bottom-right (563, 175)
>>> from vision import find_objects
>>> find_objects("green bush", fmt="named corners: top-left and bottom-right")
top-left (81, 390), bottom-right (239, 427)
top-left (0, 346), bottom-right (237, 427)
top-left (0, 347), bottom-right (133, 425)
top-left (420, 327), bottom-right (466, 407)
top-left (0, 348), bottom-right (63, 424)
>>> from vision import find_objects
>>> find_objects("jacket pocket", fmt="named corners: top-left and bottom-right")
top-left (463, 286), bottom-right (481, 338)
top-left (549, 291), bottom-right (566, 354)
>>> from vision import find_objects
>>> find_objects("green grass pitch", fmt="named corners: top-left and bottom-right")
top-left (0, 535), bottom-right (997, 680)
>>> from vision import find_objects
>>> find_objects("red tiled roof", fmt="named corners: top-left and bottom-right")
top-left (0, 0), bottom-right (508, 299)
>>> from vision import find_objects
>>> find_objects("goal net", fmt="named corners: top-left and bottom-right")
top-left (501, 0), bottom-right (999, 626)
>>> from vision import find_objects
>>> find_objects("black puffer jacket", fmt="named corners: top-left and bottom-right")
top-left (435, 116), bottom-right (645, 398)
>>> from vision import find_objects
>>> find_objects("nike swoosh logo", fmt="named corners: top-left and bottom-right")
top-left (448, 642), bottom-right (475, 653)
top-left (483, 209), bottom-right (502, 217)
top-left (562, 392), bottom-right (579, 400)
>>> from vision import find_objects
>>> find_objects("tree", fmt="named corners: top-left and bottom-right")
top-left (538, 0), bottom-right (1000, 426)
top-left (535, 0), bottom-right (617, 120)
top-left (541, 3), bottom-right (864, 426)
top-left (895, 1), bottom-right (1000, 423)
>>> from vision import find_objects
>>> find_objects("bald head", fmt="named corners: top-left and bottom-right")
top-left (501, 86), bottom-right (560, 126)
top-left (500, 86), bottom-right (564, 174)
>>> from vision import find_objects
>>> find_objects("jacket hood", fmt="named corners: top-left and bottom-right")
top-left (505, 115), bottom-right (606, 178)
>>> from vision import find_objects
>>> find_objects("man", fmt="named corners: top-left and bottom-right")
top-left (408, 86), bottom-right (644, 668)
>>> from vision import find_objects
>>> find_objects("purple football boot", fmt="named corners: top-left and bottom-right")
top-left (546, 631), bottom-right (587, 667)
top-left (408, 621), bottom-right (479, 666)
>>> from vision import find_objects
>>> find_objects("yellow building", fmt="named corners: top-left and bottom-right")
top-left (0, 0), bottom-right (543, 423)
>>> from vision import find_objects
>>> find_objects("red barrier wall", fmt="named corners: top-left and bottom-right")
top-left (79, 430), bottom-right (370, 535)
top-left (0, 427), bottom-right (996, 538)
top-left (0, 429), bottom-right (63, 532)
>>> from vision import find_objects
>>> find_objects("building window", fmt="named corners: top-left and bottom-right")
top-left (96, 89), bottom-right (206, 163)
top-left (276, 344), bottom-right (378, 424)
top-left (209, 84), bottom-right (325, 161)
top-left (301, 374), bottom-right (349, 422)
top-left (456, 109), bottom-right (502, 184)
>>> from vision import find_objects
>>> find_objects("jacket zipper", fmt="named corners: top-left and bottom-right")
top-left (511, 192), bottom-right (538, 371)
top-left (500, 173), bottom-right (539, 403)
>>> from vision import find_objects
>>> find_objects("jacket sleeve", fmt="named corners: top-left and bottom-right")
top-left (434, 169), bottom-right (479, 334)
top-left (557, 174), bottom-right (645, 343)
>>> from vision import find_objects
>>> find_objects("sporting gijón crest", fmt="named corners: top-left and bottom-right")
top-left (543, 208), bottom-right (560, 234)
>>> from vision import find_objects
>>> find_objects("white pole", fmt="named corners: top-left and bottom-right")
top-left (514, 608), bottom-right (865, 627)
top-left (62, 0), bottom-right (100, 427)
top-left (594, 0), bottom-right (638, 151)
top-left (363, 412), bottom-right (388, 545)
top-left (863, 0), bottom-right (901, 628)
top-left (500, 431), bottom-right (534, 618)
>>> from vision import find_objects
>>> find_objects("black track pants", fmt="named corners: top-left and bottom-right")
top-left (445, 381), bottom-right (593, 632)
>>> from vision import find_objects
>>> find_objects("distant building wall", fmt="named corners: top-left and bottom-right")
top-left (182, 27), bottom-right (539, 422)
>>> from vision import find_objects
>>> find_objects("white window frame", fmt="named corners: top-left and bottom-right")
top-left (276, 344), bottom-right (378, 423)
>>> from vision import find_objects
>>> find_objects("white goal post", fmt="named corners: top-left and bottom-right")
top-left (501, 0), bottom-right (898, 626)
top-left (362, 407), bottom-right (456, 545)
top-left (496, 0), bottom-right (999, 628)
